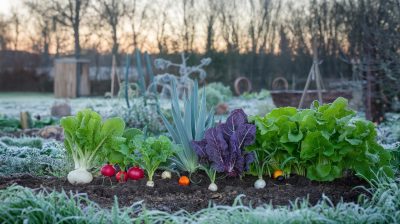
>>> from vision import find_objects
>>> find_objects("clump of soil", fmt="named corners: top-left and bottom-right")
top-left (0, 172), bottom-right (367, 212)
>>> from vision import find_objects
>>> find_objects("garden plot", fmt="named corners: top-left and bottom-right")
top-left (0, 173), bottom-right (365, 213)
top-left (0, 90), bottom-right (399, 223)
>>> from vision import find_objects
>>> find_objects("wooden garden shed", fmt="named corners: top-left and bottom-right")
top-left (54, 58), bottom-right (90, 98)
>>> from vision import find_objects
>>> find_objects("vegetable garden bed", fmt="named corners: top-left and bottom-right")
top-left (0, 173), bottom-right (365, 212)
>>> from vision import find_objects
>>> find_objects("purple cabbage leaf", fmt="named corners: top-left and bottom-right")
top-left (192, 109), bottom-right (255, 176)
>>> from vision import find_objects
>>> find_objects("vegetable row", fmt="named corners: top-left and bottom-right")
top-left (61, 95), bottom-right (393, 191)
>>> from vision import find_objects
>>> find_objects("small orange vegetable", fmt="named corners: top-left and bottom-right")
top-left (272, 170), bottom-right (284, 180)
top-left (178, 176), bottom-right (190, 186)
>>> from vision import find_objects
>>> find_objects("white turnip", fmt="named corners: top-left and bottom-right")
top-left (146, 180), bottom-right (155, 187)
top-left (161, 170), bottom-right (172, 179)
top-left (254, 178), bottom-right (266, 189)
top-left (208, 183), bottom-right (218, 191)
top-left (67, 168), bottom-right (93, 185)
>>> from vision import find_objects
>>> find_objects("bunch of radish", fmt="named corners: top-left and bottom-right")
top-left (101, 164), bottom-right (144, 183)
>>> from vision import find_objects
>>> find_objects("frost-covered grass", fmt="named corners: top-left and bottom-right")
top-left (0, 94), bottom-right (275, 135)
top-left (0, 92), bottom-right (122, 118)
top-left (0, 92), bottom-right (275, 120)
top-left (0, 136), bottom-right (71, 177)
top-left (0, 174), bottom-right (399, 223)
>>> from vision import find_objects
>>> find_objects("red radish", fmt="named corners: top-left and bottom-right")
top-left (116, 171), bottom-right (128, 183)
top-left (101, 164), bottom-right (116, 177)
top-left (127, 166), bottom-right (144, 180)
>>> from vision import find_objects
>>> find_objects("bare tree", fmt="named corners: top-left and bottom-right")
top-left (126, 0), bottom-right (150, 50)
top-left (25, 2), bottom-right (53, 65)
top-left (94, 0), bottom-right (126, 58)
top-left (26, 0), bottom-right (90, 59)
top-left (152, 0), bottom-right (171, 54)
top-left (10, 9), bottom-right (22, 51)
top-left (204, 0), bottom-right (218, 53)
top-left (0, 14), bottom-right (10, 51)
top-left (182, 0), bottom-right (196, 52)
top-left (218, 0), bottom-right (241, 53)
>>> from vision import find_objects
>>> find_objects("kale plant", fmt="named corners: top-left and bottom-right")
top-left (154, 53), bottom-right (211, 98)
top-left (0, 137), bottom-right (70, 177)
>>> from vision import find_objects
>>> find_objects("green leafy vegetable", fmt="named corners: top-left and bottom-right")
top-left (131, 135), bottom-right (174, 186)
top-left (60, 109), bottom-right (125, 184)
top-left (101, 128), bottom-right (144, 170)
top-left (249, 97), bottom-right (393, 182)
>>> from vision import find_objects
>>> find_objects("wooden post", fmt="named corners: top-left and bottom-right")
top-left (313, 39), bottom-right (323, 104)
top-left (365, 60), bottom-right (373, 121)
top-left (110, 55), bottom-right (116, 97)
top-left (20, 112), bottom-right (31, 129)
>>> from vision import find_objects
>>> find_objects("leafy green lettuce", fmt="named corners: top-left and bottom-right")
top-left (249, 97), bottom-right (393, 181)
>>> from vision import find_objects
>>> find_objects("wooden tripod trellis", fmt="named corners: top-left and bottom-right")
top-left (298, 39), bottom-right (325, 108)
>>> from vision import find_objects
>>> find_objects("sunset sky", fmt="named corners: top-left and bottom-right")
top-left (0, 0), bottom-right (304, 54)
top-left (0, 0), bottom-right (21, 15)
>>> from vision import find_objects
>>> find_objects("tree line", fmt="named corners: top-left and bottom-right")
top-left (0, 0), bottom-right (399, 120)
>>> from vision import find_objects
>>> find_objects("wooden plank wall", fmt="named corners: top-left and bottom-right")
top-left (54, 59), bottom-right (90, 98)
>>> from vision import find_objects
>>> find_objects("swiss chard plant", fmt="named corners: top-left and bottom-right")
top-left (60, 109), bottom-right (125, 185)
top-left (192, 109), bottom-right (255, 183)
top-left (249, 97), bottom-right (393, 182)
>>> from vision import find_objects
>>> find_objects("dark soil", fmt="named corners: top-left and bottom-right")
top-left (0, 172), bottom-right (367, 212)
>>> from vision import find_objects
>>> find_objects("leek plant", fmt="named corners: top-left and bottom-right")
top-left (160, 80), bottom-right (214, 175)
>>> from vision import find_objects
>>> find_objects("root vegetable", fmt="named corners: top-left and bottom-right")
top-left (127, 167), bottom-right (144, 180)
top-left (146, 180), bottom-right (155, 187)
top-left (67, 168), bottom-right (93, 185)
top-left (116, 171), bottom-right (128, 183)
top-left (101, 164), bottom-right (116, 177)
top-left (161, 171), bottom-right (172, 179)
top-left (254, 178), bottom-right (266, 189)
top-left (179, 176), bottom-right (190, 186)
top-left (208, 183), bottom-right (218, 191)
top-left (273, 170), bottom-right (284, 180)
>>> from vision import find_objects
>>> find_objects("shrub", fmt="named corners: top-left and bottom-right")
top-left (241, 89), bottom-right (270, 100)
top-left (112, 98), bottom-right (166, 135)
top-left (249, 97), bottom-right (393, 181)
top-left (204, 82), bottom-right (233, 109)
top-left (0, 137), bottom-right (70, 177)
